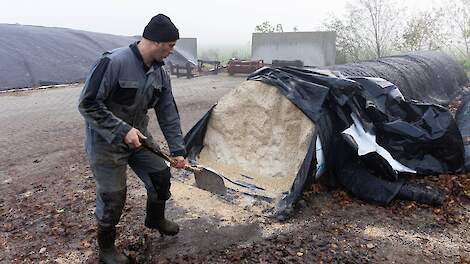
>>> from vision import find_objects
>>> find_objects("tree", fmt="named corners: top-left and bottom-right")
top-left (255, 21), bottom-right (284, 33)
top-left (446, 0), bottom-right (470, 58)
top-left (324, 16), bottom-right (368, 63)
top-left (356, 0), bottom-right (403, 58)
top-left (323, 0), bottom-right (403, 62)
top-left (255, 21), bottom-right (275, 33)
top-left (400, 9), bottom-right (446, 52)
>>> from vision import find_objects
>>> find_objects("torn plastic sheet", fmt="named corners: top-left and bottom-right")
top-left (342, 112), bottom-right (416, 174)
top-left (184, 66), bottom-right (465, 217)
top-left (315, 136), bottom-right (326, 180)
top-left (351, 77), bottom-right (465, 175)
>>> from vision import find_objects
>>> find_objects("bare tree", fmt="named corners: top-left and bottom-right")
top-left (446, 0), bottom-right (470, 58)
top-left (356, 0), bottom-right (403, 58)
top-left (324, 0), bottom-right (403, 62)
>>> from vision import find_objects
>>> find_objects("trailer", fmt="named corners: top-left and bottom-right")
top-left (227, 59), bottom-right (264, 75)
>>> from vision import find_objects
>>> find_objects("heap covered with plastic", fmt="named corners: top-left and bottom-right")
top-left (185, 51), bottom-right (469, 218)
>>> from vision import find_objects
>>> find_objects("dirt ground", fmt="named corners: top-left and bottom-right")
top-left (0, 73), bottom-right (469, 264)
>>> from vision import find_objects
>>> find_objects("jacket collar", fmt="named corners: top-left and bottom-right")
top-left (129, 41), bottom-right (165, 72)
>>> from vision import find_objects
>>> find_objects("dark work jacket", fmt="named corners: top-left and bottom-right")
top-left (78, 42), bottom-right (186, 157)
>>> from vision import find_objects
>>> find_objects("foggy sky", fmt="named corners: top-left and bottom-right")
top-left (0, 0), bottom-right (437, 48)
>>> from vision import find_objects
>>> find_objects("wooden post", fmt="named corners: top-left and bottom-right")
top-left (168, 62), bottom-right (175, 75)
top-left (186, 62), bottom-right (192, 79)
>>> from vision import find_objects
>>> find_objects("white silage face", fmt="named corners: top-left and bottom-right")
top-left (199, 80), bottom-right (315, 203)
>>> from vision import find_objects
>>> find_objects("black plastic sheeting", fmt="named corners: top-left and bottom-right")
top-left (184, 66), bottom-right (465, 217)
top-left (0, 24), bottom-right (194, 90)
top-left (0, 24), bottom-right (137, 90)
top-left (351, 77), bottom-right (464, 174)
top-left (455, 94), bottom-right (470, 171)
top-left (324, 52), bottom-right (468, 105)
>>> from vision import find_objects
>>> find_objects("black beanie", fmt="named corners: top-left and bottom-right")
top-left (143, 14), bottom-right (179, 42)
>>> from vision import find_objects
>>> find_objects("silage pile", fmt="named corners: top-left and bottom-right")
top-left (198, 80), bottom-right (315, 203)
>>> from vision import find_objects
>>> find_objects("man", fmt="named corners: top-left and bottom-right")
top-left (78, 14), bottom-right (186, 264)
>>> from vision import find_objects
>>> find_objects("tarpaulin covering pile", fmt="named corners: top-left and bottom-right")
top-left (185, 64), bottom-right (466, 217)
top-left (0, 24), bottom-right (194, 90)
top-left (324, 52), bottom-right (468, 105)
top-left (456, 94), bottom-right (470, 171)
top-left (0, 24), bottom-right (137, 90)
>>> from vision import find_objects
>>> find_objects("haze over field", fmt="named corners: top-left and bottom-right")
top-left (0, 0), bottom-right (438, 48)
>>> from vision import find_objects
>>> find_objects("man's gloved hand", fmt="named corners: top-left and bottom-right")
top-left (124, 127), bottom-right (147, 148)
top-left (171, 156), bottom-right (186, 169)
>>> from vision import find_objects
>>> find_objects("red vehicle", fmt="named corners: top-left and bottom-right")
top-left (227, 58), bottom-right (264, 75)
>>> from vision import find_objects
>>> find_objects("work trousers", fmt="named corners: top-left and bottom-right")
top-left (86, 132), bottom-right (170, 227)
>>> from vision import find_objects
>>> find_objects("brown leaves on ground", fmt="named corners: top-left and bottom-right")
top-left (309, 172), bottom-right (470, 226)
top-left (423, 173), bottom-right (470, 225)
top-left (448, 98), bottom-right (462, 114)
top-left (332, 190), bottom-right (354, 207)
top-left (151, 231), bottom-right (376, 264)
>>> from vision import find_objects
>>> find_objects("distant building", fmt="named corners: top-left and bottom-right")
top-left (251, 32), bottom-right (336, 67)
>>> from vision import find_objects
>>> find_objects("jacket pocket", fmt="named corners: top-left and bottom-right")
top-left (148, 82), bottom-right (165, 108)
top-left (112, 80), bottom-right (139, 106)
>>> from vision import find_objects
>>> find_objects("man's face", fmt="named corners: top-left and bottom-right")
top-left (153, 41), bottom-right (176, 61)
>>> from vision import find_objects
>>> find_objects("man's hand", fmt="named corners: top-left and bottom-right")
top-left (171, 156), bottom-right (186, 169)
top-left (124, 128), bottom-right (147, 148)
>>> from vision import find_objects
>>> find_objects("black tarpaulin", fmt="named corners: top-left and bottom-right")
top-left (351, 77), bottom-right (465, 174)
top-left (324, 52), bottom-right (468, 105)
top-left (0, 24), bottom-right (137, 90)
top-left (0, 24), bottom-right (195, 90)
top-left (456, 94), bottom-right (470, 171)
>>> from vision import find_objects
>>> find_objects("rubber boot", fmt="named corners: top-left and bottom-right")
top-left (145, 200), bottom-right (179, 236)
top-left (97, 225), bottom-right (129, 264)
top-left (396, 183), bottom-right (444, 206)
